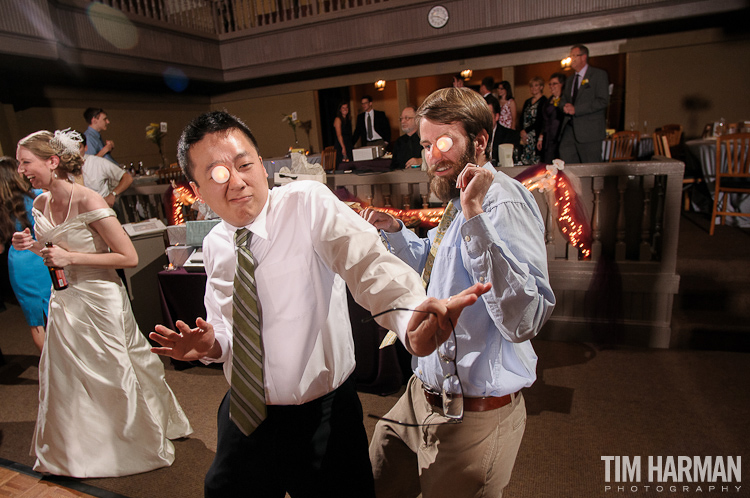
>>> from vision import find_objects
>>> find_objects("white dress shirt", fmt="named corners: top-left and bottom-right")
top-left (82, 154), bottom-right (125, 197)
top-left (201, 181), bottom-right (425, 405)
top-left (365, 110), bottom-right (383, 141)
top-left (572, 64), bottom-right (589, 97)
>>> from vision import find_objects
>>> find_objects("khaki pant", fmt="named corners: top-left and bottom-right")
top-left (369, 376), bottom-right (527, 498)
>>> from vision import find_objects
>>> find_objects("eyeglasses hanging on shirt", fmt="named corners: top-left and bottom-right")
top-left (362, 308), bottom-right (463, 426)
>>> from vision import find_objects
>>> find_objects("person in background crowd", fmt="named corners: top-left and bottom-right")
top-left (451, 74), bottom-right (465, 88)
top-left (352, 95), bottom-right (391, 148)
top-left (479, 76), bottom-right (494, 98)
top-left (333, 101), bottom-right (354, 169)
top-left (485, 94), bottom-right (521, 165)
top-left (83, 107), bottom-right (118, 165)
top-left (538, 72), bottom-right (567, 163)
top-left (363, 87), bottom-right (555, 498)
top-left (78, 134), bottom-right (133, 207)
top-left (558, 44), bottom-right (610, 163)
top-left (519, 77), bottom-right (548, 165)
top-left (496, 80), bottom-right (518, 131)
top-left (0, 156), bottom-right (50, 352)
top-left (484, 95), bottom-right (503, 165)
top-left (148, 110), bottom-right (489, 498)
top-left (390, 106), bottom-right (423, 169)
top-left (13, 129), bottom-right (191, 478)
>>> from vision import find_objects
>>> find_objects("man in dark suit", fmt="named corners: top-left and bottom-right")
top-left (558, 44), bottom-right (610, 163)
top-left (352, 95), bottom-right (391, 148)
top-left (485, 95), bottom-right (520, 166)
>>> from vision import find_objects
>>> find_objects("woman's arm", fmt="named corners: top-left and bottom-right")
top-left (42, 190), bottom-right (138, 269)
top-left (12, 228), bottom-right (43, 256)
top-left (43, 215), bottom-right (138, 269)
top-left (509, 99), bottom-right (518, 130)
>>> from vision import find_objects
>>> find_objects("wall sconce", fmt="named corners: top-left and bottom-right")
top-left (560, 57), bottom-right (572, 69)
top-left (460, 69), bottom-right (472, 80)
top-left (375, 80), bottom-right (386, 91)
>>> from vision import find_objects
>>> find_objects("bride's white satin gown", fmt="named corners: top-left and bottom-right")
top-left (31, 207), bottom-right (192, 478)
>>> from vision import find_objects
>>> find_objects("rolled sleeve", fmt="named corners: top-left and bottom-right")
top-left (460, 202), bottom-right (554, 343)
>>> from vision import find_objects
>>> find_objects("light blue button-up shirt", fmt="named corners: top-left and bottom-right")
top-left (84, 126), bottom-right (117, 165)
top-left (382, 163), bottom-right (555, 397)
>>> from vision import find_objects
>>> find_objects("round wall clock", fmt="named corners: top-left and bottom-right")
top-left (428, 5), bottom-right (449, 29)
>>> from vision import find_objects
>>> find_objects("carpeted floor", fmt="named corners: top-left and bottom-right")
top-left (1, 212), bottom-right (748, 497)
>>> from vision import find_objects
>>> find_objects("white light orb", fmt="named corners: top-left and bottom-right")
top-left (436, 136), bottom-right (453, 153)
top-left (211, 165), bottom-right (230, 184)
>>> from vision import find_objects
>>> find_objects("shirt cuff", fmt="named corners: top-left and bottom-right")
top-left (200, 331), bottom-right (230, 365)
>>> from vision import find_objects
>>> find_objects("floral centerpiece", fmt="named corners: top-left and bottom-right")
top-left (145, 122), bottom-right (168, 168)
top-left (282, 112), bottom-right (301, 145)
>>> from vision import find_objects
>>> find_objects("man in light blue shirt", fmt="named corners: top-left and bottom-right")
top-left (363, 87), bottom-right (555, 498)
top-left (83, 107), bottom-right (118, 165)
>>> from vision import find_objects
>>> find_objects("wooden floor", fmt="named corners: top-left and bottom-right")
top-left (0, 466), bottom-right (103, 498)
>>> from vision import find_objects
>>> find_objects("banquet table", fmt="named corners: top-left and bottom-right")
top-left (157, 267), bottom-right (409, 392)
top-left (342, 158), bottom-right (392, 172)
top-left (263, 154), bottom-right (321, 177)
top-left (685, 138), bottom-right (750, 226)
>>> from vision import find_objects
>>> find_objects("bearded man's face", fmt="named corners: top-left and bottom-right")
top-left (420, 118), bottom-right (477, 202)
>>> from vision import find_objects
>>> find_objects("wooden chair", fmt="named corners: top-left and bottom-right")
top-left (709, 133), bottom-right (750, 234)
top-left (659, 124), bottom-right (683, 147)
top-left (652, 131), bottom-right (671, 158)
top-left (157, 164), bottom-right (185, 184)
top-left (322, 146), bottom-right (336, 172)
top-left (656, 131), bottom-right (703, 211)
top-left (608, 131), bottom-right (640, 162)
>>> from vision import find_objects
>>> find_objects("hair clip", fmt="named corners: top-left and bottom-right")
top-left (211, 165), bottom-right (230, 183)
top-left (50, 128), bottom-right (83, 157)
top-left (436, 136), bottom-right (453, 153)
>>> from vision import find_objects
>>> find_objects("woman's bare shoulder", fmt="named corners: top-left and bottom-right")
top-left (76, 184), bottom-right (109, 212)
top-left (32, 191), bottom-right (50, 210)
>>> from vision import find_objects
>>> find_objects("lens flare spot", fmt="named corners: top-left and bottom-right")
top-left (436, 136), bottom-right (453, 153)
top-left (86, 3), bottom-right (138, 50)
top-left (211, 165), bottom-right (230, 184)
top-left (163, 67), bottom-right (189, 93)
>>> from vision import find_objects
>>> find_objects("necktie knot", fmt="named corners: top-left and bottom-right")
top-left (235, 228), bottom-right (251, 248)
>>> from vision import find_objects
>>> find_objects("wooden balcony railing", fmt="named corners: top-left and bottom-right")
top-left (327, 159), bottom-right (685, 348)
top-left (97, 0), bottom-right (390, 34)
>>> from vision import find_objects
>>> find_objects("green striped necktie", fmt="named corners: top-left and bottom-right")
top-left (230, 228), bottom-right (266, 436)
top-left (379, 200), bottom-right (457, 349)
top-left (421, 200), bottom-right (457, 289)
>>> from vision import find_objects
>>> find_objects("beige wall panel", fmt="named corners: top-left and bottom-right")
top-left (212, 91), bottom-right (319, 159)
top-left (11, 97), bottom-right (209, 167)
top-left (631, 39), bottom-right (750, 138)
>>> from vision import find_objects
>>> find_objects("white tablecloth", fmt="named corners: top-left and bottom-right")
top-left (263, 154), bottom-right (322, 177)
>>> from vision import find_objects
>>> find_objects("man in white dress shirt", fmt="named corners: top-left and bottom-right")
top-left (78, 136), bottom-right (132, 208)
top-left (149, 110), bottom-right (489, 498)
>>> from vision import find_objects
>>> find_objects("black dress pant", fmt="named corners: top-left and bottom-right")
top-left (204, 375), bottom-right (375, 498)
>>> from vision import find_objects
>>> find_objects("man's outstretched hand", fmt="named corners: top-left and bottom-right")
top-left (150, 318), bottom-right (221, 362)
top-left (406, 282), bottom-right (492, 356)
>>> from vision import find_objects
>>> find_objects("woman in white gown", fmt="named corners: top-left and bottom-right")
top-left (12, 129), bottom-right (192, 478)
